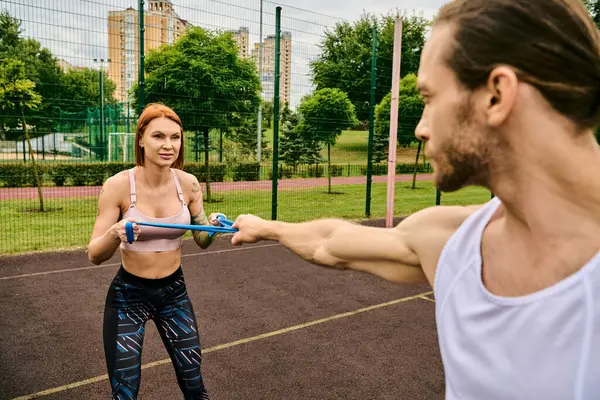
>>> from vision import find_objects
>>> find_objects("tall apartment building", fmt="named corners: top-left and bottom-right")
top-left (251, 31), bottom-right (292, 105)
top-left (57, 59), bottom-right (86, 72)
top-left (107, 0), bottom-right (188, 103)
top-left (228, 27), bottom-right (249, 58)
top-left (108, 0), bottom-right (292, 106)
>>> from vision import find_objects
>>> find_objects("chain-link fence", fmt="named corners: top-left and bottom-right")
top-left (0, 0), bottom-right (489, 254)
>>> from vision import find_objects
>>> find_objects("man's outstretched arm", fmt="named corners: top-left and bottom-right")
top-left (231, 206), bottom-right (480, 285)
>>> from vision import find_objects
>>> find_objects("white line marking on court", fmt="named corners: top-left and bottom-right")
top-left (419, 296), bottom-right (436, 303)
top-left (0, 244), bottom-right (279, 281)
top-left (9, 290), bottom-right (433, 400)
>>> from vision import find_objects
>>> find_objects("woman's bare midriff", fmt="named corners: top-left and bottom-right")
top-left (121, 248), bottom-right (182, 279)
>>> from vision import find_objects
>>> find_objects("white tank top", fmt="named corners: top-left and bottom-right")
top-left (434, 197), bottom-right (600, 400)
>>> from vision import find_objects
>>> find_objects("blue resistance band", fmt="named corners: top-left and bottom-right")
top-left (125, 214), bottom-right (237, 244)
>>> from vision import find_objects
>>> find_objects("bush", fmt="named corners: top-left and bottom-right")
top-left (0, 161), bottom-right (432, 188)
top-left (329, 165), bottom-right (343, 177)
top-left (268, 165), bottom-right (294, 180)
top-left (49, 163), bottom-right (111, 186)
top-left (106, 162), bottom-right (136, 178)
top-left (48, 164), bottom-right (72, 186)
top-left (183, 163), bottom-right (227, 183)
top-left (359, 163), bottom-right (431, 176)
top-left (0, 163), bottom-right (47, 187)
top-left (307, 164), bottom-right (324, 178)
top-left (287, 165), bottom-right (311, 179)
top-left (0, 162), bottom-right (229, 188)
top-left (280, 165), bottom-right (294, 179)
top-left (75, 163), bottom-right (108, 186)
top-left (360, 164), bottom-right (388, 176)
top-left (233, 163), bottom-right (260, 181)
top-left (395, 162), bottom-right (431, 174)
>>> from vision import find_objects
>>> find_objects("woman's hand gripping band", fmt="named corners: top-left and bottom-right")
top-left (124, 214), bottom-right (238, 244)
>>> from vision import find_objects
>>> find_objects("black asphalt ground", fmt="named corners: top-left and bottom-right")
top-left (0, 218), bottom-right (444, 400)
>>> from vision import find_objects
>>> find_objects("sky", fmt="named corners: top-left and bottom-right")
top-left (2, 0), bottom-right (447, 106)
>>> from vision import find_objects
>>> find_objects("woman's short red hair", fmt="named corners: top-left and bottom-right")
top-left (135, 103), bottom-right (184, 169)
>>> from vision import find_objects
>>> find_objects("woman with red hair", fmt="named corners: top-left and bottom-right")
top-left (88, 103), bottom-right (220, 399)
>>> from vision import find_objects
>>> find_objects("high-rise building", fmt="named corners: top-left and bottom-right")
top-left (107, 0), bottom-right (188, 103)
top-left (252, 31), bottom-right (292, 105)
top-left (228, 27), bottom-right (250, 58)
top-left (108, 0), bottom-right (292, 106)
top-left (57, 59), bottom-right (86, 72)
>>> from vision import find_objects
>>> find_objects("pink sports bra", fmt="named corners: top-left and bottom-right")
top-left (119, 168), bottom-right (191, 252)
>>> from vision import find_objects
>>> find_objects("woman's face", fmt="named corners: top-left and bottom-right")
top-left (139, 117), bottom-right (182, 167)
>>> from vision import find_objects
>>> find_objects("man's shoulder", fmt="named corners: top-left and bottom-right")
top-left (398, 203), bottom-right (484, 232)
top-left (399, 202), bottom-right (492, 286)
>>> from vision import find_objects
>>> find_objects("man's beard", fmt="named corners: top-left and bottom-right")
top-left (435, 96), bottom-right (491, 192)
top-left (436, 145), bottom-right (490, 192)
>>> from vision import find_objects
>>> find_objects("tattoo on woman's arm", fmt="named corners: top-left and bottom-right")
top-left (192, 211), bottom-right (208, 225)
top-left (96, 188), bottom-right (105, 216)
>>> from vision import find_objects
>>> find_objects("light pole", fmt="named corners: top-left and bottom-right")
top-left (94, 58), bottom-right (111, 161)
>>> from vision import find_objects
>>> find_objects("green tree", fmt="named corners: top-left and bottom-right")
top-left (373, 73), bottom-right (424, 188)
top-left (0, 9), bottom-right (20, 51)
top-left (0, 11), bottom-right (116, 140)
top-left (0, 59), bottom-right (44, 210)
top-left (225, 115), bottom-right (271, 160)
top-left (0, 11), bottom-right (62, 138)
top-left (130, 27), bottom-right (261, 199)
top-left (261, 99), bottom-right (274, 129)
top-left (58, 68), bottom-right (117, 112)
top-left (310, 12), bottom-right (429, 122)
top-left (279, 105), bottom-right (322, 167)
top-left (54, 68), bottom-right (117, 136)
top-left (374, 74), bottom-right (423, 156)
top-left (297, 88), bottom-right (358, 193)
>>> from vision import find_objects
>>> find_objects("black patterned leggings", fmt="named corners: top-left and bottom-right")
top-left (103, 266), bottom-right (210, 400)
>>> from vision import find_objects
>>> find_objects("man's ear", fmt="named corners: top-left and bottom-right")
top-left (485, 66), bottom-right (519, 127)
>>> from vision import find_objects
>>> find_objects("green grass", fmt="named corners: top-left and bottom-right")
top-left (310, 130), bottom-right (422, 165)
top-left (193, 128), bottom-right (420, 165)
top-left (328, 130), bottom-right (369, 164)
top-left (0, 181), bottom-right (491, 254)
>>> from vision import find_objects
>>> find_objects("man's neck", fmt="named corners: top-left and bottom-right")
top-left (490, 128), bottom-right (600, 240)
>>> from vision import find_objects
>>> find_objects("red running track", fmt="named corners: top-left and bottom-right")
top-left (0, 173), bottom-right (434, 200)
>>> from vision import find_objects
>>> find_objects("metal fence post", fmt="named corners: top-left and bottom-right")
top-left (365, 26), bottom-right (378, 218)
top-left (138, 0), bottom-right (145, 115)
top-left (271, 6), bottom-right (282, 221)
